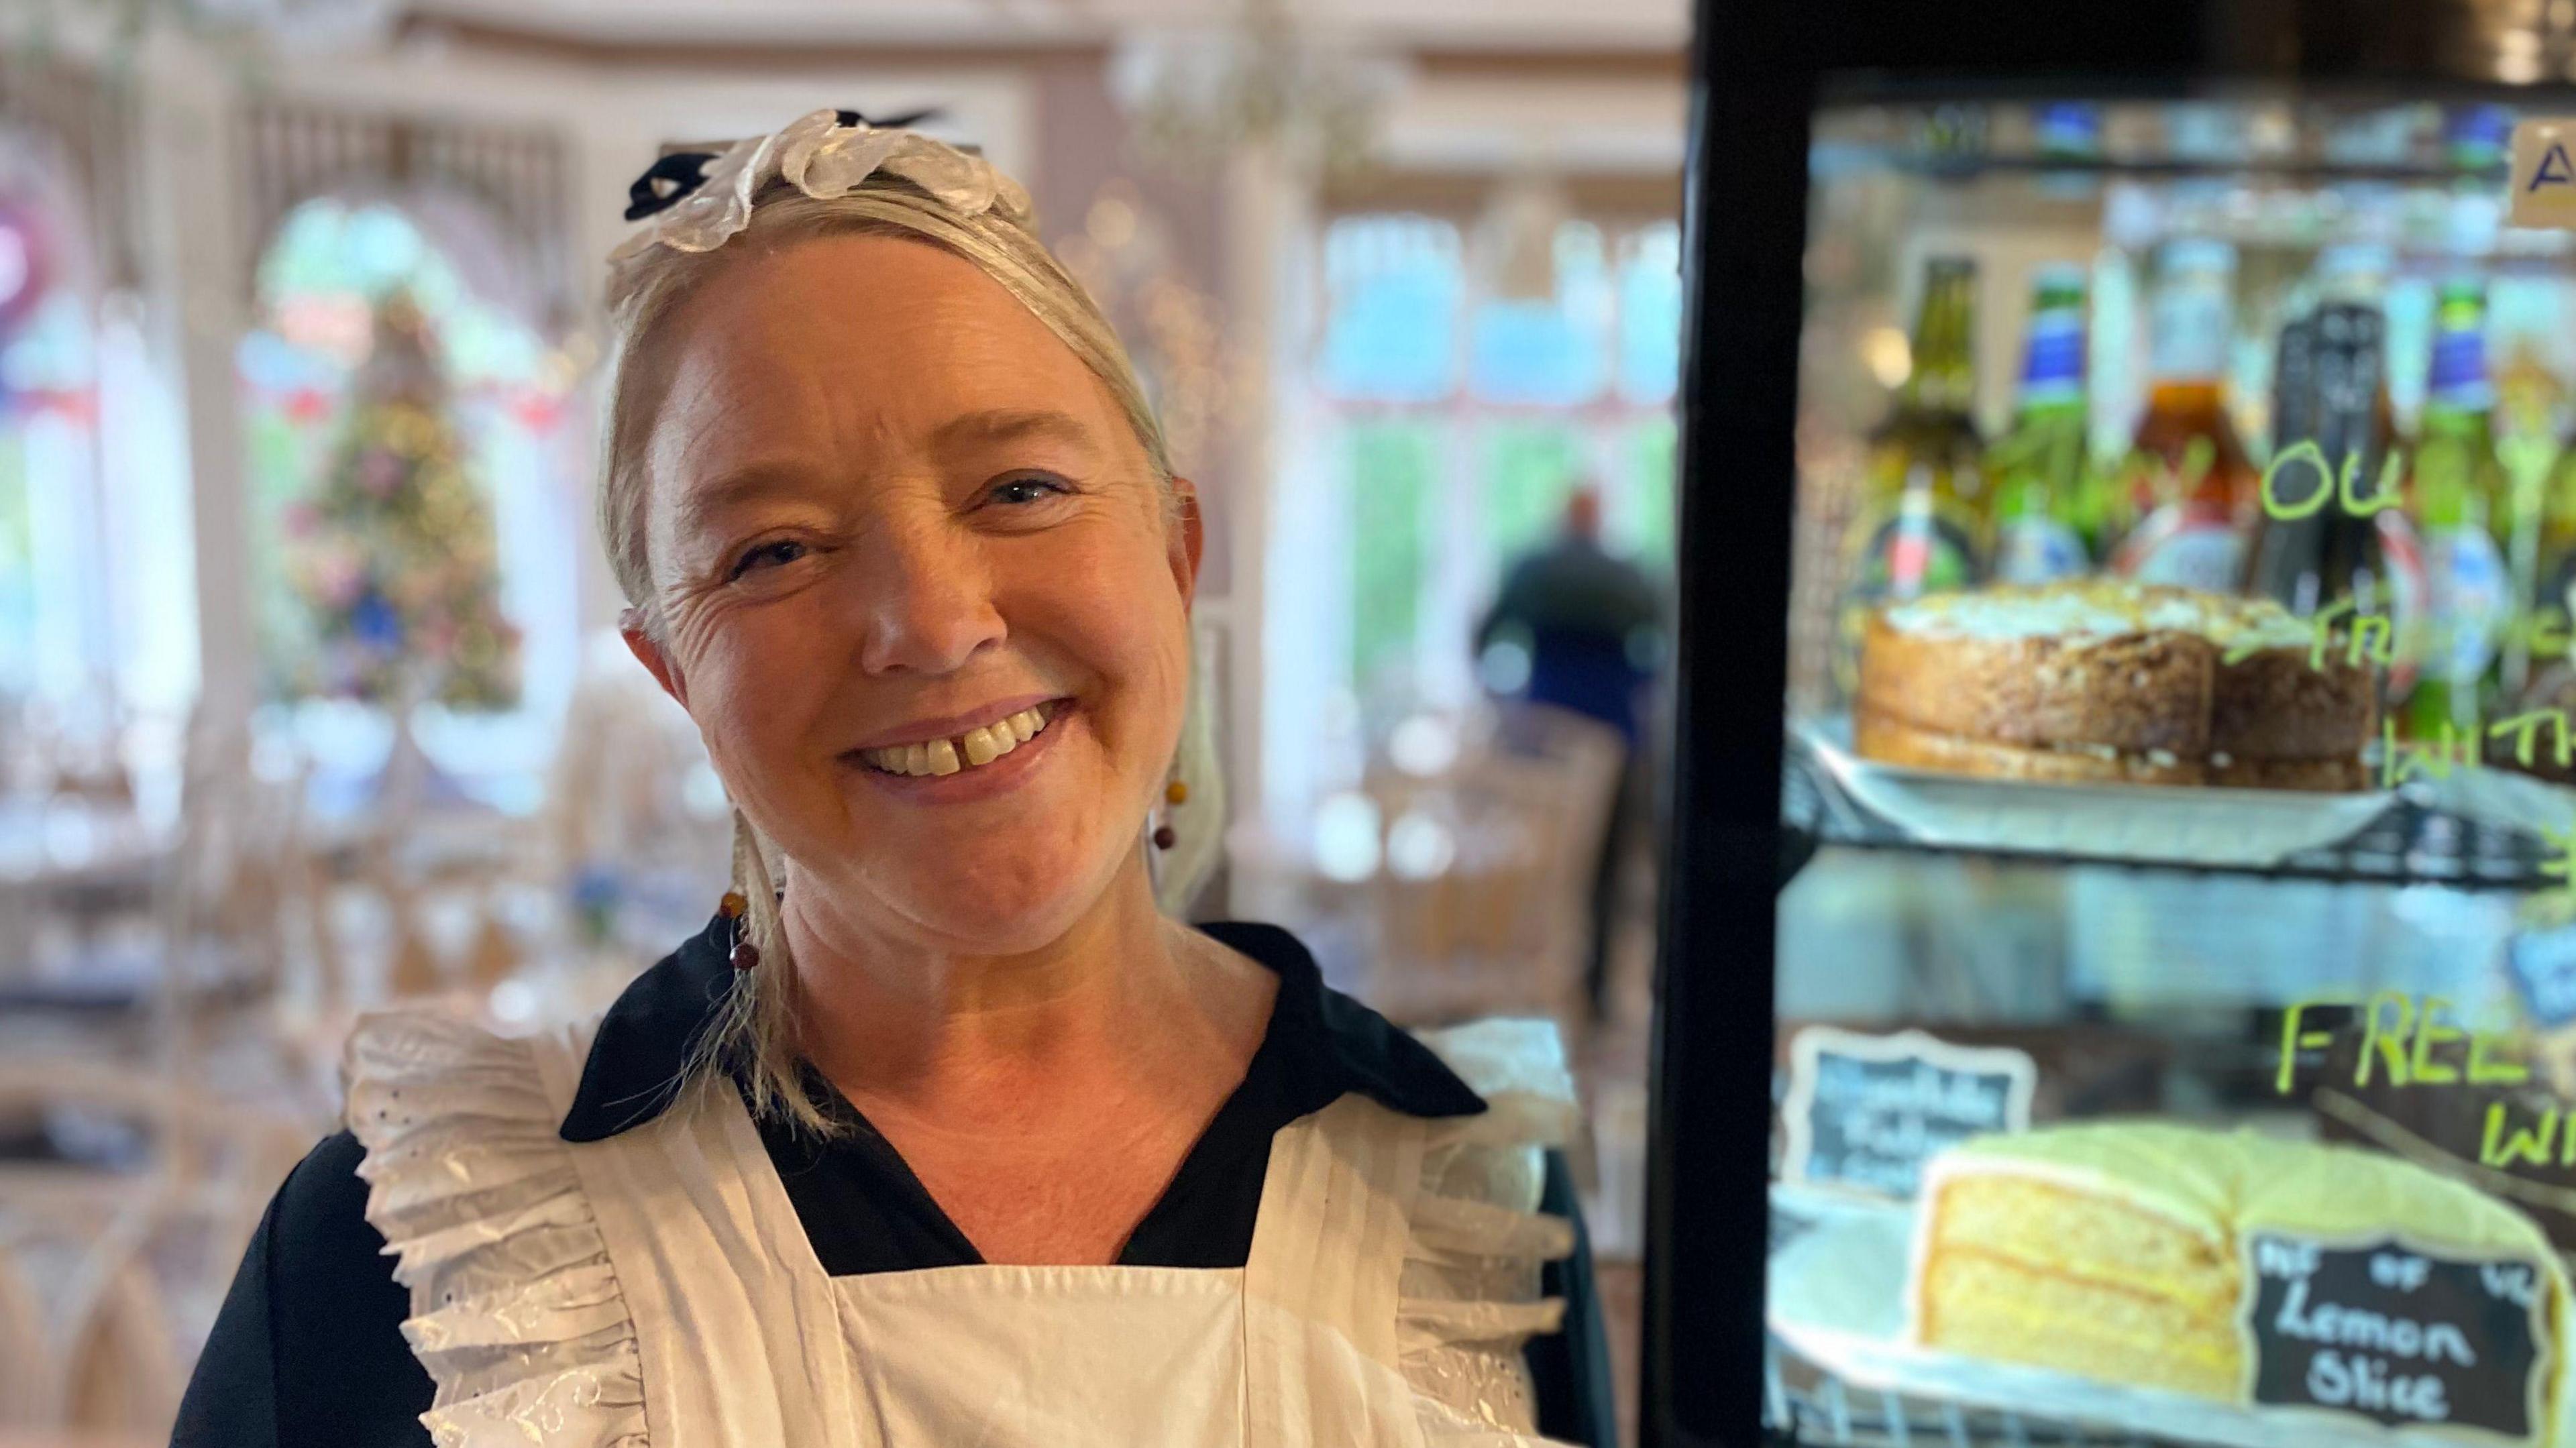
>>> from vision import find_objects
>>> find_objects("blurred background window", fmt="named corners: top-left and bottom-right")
top-left (1276, 212), bottom-right (1681, 815)
top-left (239, 196), bottom-right (583, 817)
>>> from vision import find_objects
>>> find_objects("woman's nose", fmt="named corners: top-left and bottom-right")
top-left (843, 516), bottom-right (1004, 675)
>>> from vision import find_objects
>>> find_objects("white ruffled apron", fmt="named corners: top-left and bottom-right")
top-left (346, 1010), bottom-right (1583, 1447)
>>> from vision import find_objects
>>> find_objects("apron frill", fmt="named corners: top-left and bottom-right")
top-left (1403, 1020), bottom-right (1582, 1441)
top-left (342, 1007), bottom-right (1583, 1447)
top-left (345, 1009), bottom-right (649, 1448)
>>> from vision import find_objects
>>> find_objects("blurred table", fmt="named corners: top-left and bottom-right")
top-left (0, 798), bottom-right (171, 987)
top-left (0, 795), bottom-right (165, 885)
top-left (0, 1435), bottom-right (162, 1447)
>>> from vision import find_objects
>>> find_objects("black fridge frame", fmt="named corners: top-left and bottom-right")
top-left (1646, 3), bottom-right (2569, 1445)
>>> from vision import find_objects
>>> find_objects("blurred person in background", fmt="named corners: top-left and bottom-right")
top-left (173, 109), bottom-right (1611, 1448)
top-left (1474, 485), bottom-right (1668, 1018)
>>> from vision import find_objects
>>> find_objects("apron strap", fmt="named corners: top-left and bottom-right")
top-left (1242, 1095), bottom-right (1434, 1445)
top-left (555, 1042), bottom-right (869, 1448)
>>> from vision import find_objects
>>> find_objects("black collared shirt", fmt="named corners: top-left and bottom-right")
top-left (174, 917), bottom-right (1616, 1447)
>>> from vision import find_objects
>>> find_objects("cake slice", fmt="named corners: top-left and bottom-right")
top-left (1911, 1121), bottom-right (2567, 1439)
top-left (1912, 1123), bottom-right (2246, 1399)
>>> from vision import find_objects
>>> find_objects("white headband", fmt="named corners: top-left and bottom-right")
top-left (611, 107), bottom-right (1033, 264)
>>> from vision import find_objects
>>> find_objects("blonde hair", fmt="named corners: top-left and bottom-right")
top-left (596, 159), bottom-right (1222, 1135)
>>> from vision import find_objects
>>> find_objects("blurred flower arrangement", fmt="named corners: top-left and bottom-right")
top-left (279, 290), bottom-right (521, 710)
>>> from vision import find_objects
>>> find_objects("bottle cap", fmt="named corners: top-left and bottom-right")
top-left (2316, 243), bottom-right (2395, 296)
top-left (2030, 261), bottom-right (2089, 297)
top-left (2161, 237), bottom-right (2237, 278)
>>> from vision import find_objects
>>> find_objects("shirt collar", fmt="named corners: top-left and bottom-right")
top-left (558, 914), bottom-right (1487, 1144)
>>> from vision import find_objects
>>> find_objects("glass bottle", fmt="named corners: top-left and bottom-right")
top-left (1835, 256), bottom-right (1986, 692)
top-left (2110, 239), bottom-right (2260, 591)
top-left (2245, 296), bottom-right (2425, 695)
top-left (1988, 264), bottom-right (2096, 583)
top-left (2532, 451), bottom-right (2576, 679)
top-left (2408, 277), bottom-right (2514, 737)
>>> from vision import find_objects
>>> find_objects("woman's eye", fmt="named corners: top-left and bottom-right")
top-left (989, 475), bottom-right (1071, 506)
top-left (729, 539), bottom-right (807, 580)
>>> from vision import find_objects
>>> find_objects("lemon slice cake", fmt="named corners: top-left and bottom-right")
top-left (1910, 1122), bottom-right (2567, 1442)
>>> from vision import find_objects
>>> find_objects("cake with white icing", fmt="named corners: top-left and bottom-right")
top-left (1909, 1121), bottom-right (2568, 1444)
top-left (1854, 580), bottom-right (2373, 789)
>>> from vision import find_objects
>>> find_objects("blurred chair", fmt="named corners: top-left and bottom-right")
top-left (1349, 703), bottom-right (1626, 1037)
top-left (52, 1209), bottom-right (180, 1435)
top-left (0, 1228), bottom-right (49, 1424)
top-left (543, 638), bottom-right (719, 884)
top-left (1, 698), bottom-right (313, 1084)
top-left (0, 1055), bottom-right (317, 1435)
top-left (531, 634), bottom-right (731, 962)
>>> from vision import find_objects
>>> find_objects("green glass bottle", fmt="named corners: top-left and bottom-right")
top-left (2407, 278), bottom-right (2514, 738)
top-left (1835, 256), bottom-right (1986, 695)
top-left (1988, 264), bottom-right (2096, 581)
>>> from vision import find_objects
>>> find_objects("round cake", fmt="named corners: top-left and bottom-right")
top-left (1855, 581), bottom-right (2376, 790)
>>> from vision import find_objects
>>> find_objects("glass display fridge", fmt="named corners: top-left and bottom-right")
top-left (1652, 4), bottom-right (2576, 1446)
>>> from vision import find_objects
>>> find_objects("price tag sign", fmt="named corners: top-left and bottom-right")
top-left (1778, 1027), bottom-right (2035, 1199)
top-left (2508, 922), bottom-right (2576, 1029)
top-left (2243, 1233), bottom-right (2547, 1440)
top-left (2510, 119), bottom-right (2576, 229)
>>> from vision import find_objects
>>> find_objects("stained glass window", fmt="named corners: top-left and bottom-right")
top-left (0, 127), bottom-right (203, 845)
top-left (1619, 223), bottom-right (1683, 404)
top-left (1469, 223), bottom-right (1613, 405)
top-left (1320, 216), bottom-right (1462, 402)
top-left (0, 288), bottom-right (95, 700)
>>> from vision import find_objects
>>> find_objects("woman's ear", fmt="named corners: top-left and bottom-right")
top-left (621, 608), bottom-right (690, 708)
top-left (1169, 478), bottom-right (1204, 607)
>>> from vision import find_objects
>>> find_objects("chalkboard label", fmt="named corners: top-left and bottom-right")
top-left (2507, 923), bottom-right (2576, 1029)
top-left (1779, 1027), bottom-right (2036, 1199)
top-left (2243, 1232), bottom-right (2548, 1441)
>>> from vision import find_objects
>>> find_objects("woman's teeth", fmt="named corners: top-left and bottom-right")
top-left (857, 703), bottom-right (1057, 778)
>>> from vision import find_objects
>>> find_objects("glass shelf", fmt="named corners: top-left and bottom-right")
top-left (1780, 749), bottom-right (2558, 892)
top-left (1766, 1337), bottom-right (2174, 1448)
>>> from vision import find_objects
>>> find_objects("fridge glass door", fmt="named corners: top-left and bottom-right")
top-left (1770, 89), bottom-right (2576, 1448)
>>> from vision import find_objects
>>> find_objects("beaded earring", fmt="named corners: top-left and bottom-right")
top-left (1153, 774), bottom-right (1185, 850)
top-left (720, 889), bottom-right (758, 970)
top-left (722, 805), bottom-right (778, 972)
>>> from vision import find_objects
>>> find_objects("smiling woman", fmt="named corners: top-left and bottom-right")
top-left (172, 109), bottom-right (1612, 1448)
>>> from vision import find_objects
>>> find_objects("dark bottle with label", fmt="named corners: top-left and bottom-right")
top-left (2245, 304), bottom-right (2415, 622)
top-left (1835, 256), bottom-right (1985, 694)
top-left (2246, 252), bottom-right (2424, 695)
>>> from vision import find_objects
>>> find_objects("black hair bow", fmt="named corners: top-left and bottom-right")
top-left (623, 106), bottom-right (950, 223)
top-left (624, 150), bottom-right (722, 221)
